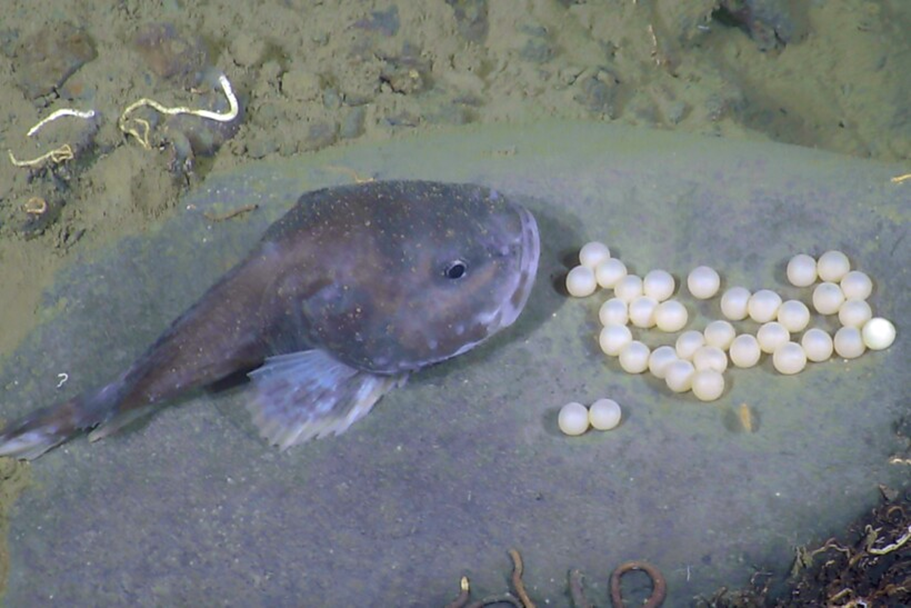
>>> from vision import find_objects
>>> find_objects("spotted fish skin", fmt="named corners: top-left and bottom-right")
top-left (0, 180), bottom-right (540, 459)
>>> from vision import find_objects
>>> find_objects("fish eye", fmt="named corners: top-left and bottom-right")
top-left (444, 260), bottom-right (468, 280)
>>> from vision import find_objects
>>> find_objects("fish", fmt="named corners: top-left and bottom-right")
top-left (0, 180), bottom-right (540, 460)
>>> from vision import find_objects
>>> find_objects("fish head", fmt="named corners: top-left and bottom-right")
top-left (294, 181), bottom-right (540, 374)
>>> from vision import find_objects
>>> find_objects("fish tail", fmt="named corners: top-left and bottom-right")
top-left (0, 379), bottom-right (127, 460)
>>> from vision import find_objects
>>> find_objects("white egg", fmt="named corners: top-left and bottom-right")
top-left (777, 300), bottom-right (811, 333)
top-left (720, 287), bottom-right (751, 321)
top-left (665, 359), bottom-right (696, 393)
top-left (589, 398), bottom-right (622, 431)
top-left (834, 326), bottom-right (866, 359)
top-left (558, 402), bottom-right (590, 436)
top-left (692, 370), bottom-right (725, 402)
top-left (757, 322), bottom-right (791, 354)
top-left (729, 334), bottom-right (761, 368)
top-left (838, 299), bottom-right (872, 328)
top-left (614, 274), bottom-right (644, 303)
top-left (654, 300), bottom-right (689, 332)
top-left (619, 341), bottom-right (651, 374)
top-left (599, 298), bottom-right (629, 327)
top-left (566, 266), bottom-right (597, 297)
top-left (595, 258), bottom-right (628, 289)
top-left (643, 270), bottom-right (675, 301)
top-left (840, 270), bottom-right (873, 300)
top-left (648, 346), bottom-right (678, 379)
top-left (692, 346), bottom-right (728, 373)
top-left (801, 328), bottom-right (834, 362)
top-left (787, 253), bottom-right (817, 287)
top-left (812, 282), bottom-right (845, 315)
top-left (748, 290), bottom-right (783, 323)
top-left (579, 242), bottom-right (611, 269)
top-left (862, 317), bottom-right (896, 351)
top-left (817, 250), bottom-right (851, 282)
top-left (772, 342), bottom-right (807, 375)
top-left (599, 324), bottom-right (633, 356)
top-left (675, 330), bottom-right (706, 360)
top-left (629, 296), bottom-right (659, 328)
top-left (704, 320), bottom-right (736, 350)
top-left (687, 266), bottom-right (721, 299)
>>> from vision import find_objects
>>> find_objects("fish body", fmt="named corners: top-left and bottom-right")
top-left (0, 180), bottom-right (540, 459)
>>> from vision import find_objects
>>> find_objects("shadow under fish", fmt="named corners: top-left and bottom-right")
top-left (0, 180), bottom-right (540, 460)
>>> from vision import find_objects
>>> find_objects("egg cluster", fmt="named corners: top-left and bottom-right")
top-left (565, 243), bottom-right (897, 407)
top-left (557, 398), bottom-right (623, 436)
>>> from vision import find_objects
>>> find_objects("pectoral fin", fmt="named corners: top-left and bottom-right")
top-left (247, 350), bottom-right (406, 451)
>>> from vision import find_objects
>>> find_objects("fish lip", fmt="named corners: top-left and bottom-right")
top-left (498, 203), bottom-right (541, 331)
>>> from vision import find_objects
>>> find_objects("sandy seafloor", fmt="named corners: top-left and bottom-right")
top-left (0, 0), bottom-right (908, 605)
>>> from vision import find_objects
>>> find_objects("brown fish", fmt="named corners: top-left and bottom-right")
top-left (0, 180), bottom-right (540, 459)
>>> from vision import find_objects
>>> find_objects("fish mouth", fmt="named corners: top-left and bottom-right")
top-left (495, 204), bottom-right (541, 332)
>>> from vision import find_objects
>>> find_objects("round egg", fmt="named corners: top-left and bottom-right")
top-left (675, 330), bottom-right (705, 360)
top-left (787, 253), bottom-right (817, 287)
top-left (693, 345), bottom-right (728, 373)
top-left (834, 326), bottom-right (866, 359)
top-left (777, 300), bottom-right (811, 333)
top-left (757, 322), bottom-right (790, 354)
top-left (721, 287), bottom-right (751, 321)
top-left (729, 334), bottom-right (761, 368)
top-left (579, 242), bottom-right (611, 269)
top-left (614, 274), bottom-right (644, 303)
top-left (566, 266), bottom-right (597, 297)
top-left (599, 324), bottom-right (633, 356)
top-left (862, 317), bottom-right (896, 351)
top-left (643, 269), bottom-right (675, 301)
top-left (748, 290), bottom-right (783, 323)
top-left (654, 300), bottom-right (688, 332)
top-left (840, 270), bottom-right (873, 300)
top-left (817, 250), bottom-right (850, 282)
top-left (665, 359), bottom-right (696, 393)
top-left (801, 328), bottom-right (834, 362)
top-left (558, 402), bottom-right (590, 436)
top-left (629, 296), bottom-right (659, 328)
top-left (595, 258), bottom-right (628, 289)
top-left (687, 266), bottom-right (721, 300)
top-left (648, 346), bottom-right (678, 379)
top-left (599, 298), bottom-right (629, 327)
top-left (838, 299), bottom-right (872, 328)
top-left (704, 320), bottom-right (736, 350)
top-left (692, 370), bottom-right (725, 402)
top-left (619, 341), bottom-right (651, 374)
top-left (812, 282), bottom-right (845, 315)
top-left (772, 342), bottom-right (807, 375)
top-left (589, 398), bottom-right (622, 431)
